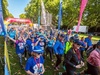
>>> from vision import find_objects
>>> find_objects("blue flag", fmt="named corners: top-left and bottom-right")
top-left (58, 0), bottom-right (63, 30)
top-left (0, 0), bottom-right (6, 36)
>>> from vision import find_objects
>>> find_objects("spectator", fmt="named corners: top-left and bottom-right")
top-left (84, 40), bottom-right (100, 75)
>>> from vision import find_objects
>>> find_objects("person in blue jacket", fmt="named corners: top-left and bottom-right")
top-left (54, 34), bottom-right (65, 70)
top-left (25, 46), bottom-right (45, 75)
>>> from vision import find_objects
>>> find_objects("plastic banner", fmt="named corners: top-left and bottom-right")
top-left (76, 0), bottom-right (88, 32)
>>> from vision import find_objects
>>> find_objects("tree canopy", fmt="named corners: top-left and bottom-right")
top-left (2, 0), bottom-right (14, 19)
top-left (22, 0), bottom-right (100, 29)
top-left (19, 13), bottom-right (26, 19)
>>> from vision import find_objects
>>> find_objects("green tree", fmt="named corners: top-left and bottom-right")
top-left (2, 0), bottom-right (13, 19)
top-left (24, 0), bottom-right (39, 22)
top-left (8, 13), bottom-right (14, 18)
top-left (24, 0), bottom-right (100, 29)
top-left (83, 0), bottom-right (100, 30)
top-left (19, 13), bottom-right (26, 19)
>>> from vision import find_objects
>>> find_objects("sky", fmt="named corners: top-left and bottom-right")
top-left (7, 0), bottom-right (30, 18)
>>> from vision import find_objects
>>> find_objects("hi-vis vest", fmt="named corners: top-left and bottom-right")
top-left (64, 41), bottom-right (72, 54)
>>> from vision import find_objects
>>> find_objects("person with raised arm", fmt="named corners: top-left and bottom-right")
top-left (7, 35), bottom-right (26, 68)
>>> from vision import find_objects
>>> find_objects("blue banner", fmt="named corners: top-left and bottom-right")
top-left (0, 0), bottom-right (6, 36)
top-left (58, 0), bottom-right (63, 30)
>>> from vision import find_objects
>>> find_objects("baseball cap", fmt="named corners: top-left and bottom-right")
top-left (32, 46), bottom-right (44, 54)
top-left (60, 34), bottom-right (65, 38)
top-left (70, 37), bottom-right (74, 41)
top-left (74, 34), bottom-right (79, 39)
top-left (36, 32), bottom-right (40, 35)
top-left (97, 40), bottom-right (100, 46)
top-left (74, 39), bottom-right (82, 46)
top-left (39, 35), bottom-right (44, 39)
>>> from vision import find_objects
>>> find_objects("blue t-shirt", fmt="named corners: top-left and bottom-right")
top-left (25, 56), bottom-right (44, 74)
top-left (15, 40), bottom-right (25, 54)
top-left (26, 39), bottom-right (36, 52)
top-left (47, 39), bottom-right (54, 47)
top-left (84, 37), bottom-right (92, 47)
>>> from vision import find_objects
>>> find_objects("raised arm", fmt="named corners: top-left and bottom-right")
top-left (35, 38), bottom-right (41, 46)
top-left (7, 35), bottom-right (16, 43)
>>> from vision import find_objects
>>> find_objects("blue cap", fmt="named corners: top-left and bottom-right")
top-left (60, 34), bottom-right (65, 38)
top-left (32, 46), bottom-right (44, 54)
top-left (97, 40), bottom-right (100, 46)
top-left (74, 34), bottom-right (79, 39)
top-left (36, 32), bottom-right (40, 35)
top-left (70, 37), bottom-right (74, 41)
top-left (74, 39), bottom-right (82, 46)
top-left (39, 35), bottom-right (44, 39)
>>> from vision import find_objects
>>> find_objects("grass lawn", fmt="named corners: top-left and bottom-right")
top-left (0, 36), bottom-right (4, 75)
top-left (7, 44), bottom-right (65, 75)
top-left (0, 34), bottom-right (99, 75)
top-left (79, 34), bottom-right (100, 41)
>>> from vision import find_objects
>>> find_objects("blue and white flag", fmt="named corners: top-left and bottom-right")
top-left (58, 0), bottom-right (63, 30)
top-left (0, 0), bottom-right (6, 36)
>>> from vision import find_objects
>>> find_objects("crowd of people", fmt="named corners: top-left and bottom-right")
top-left (6, 25), bottom-right (100, 75)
